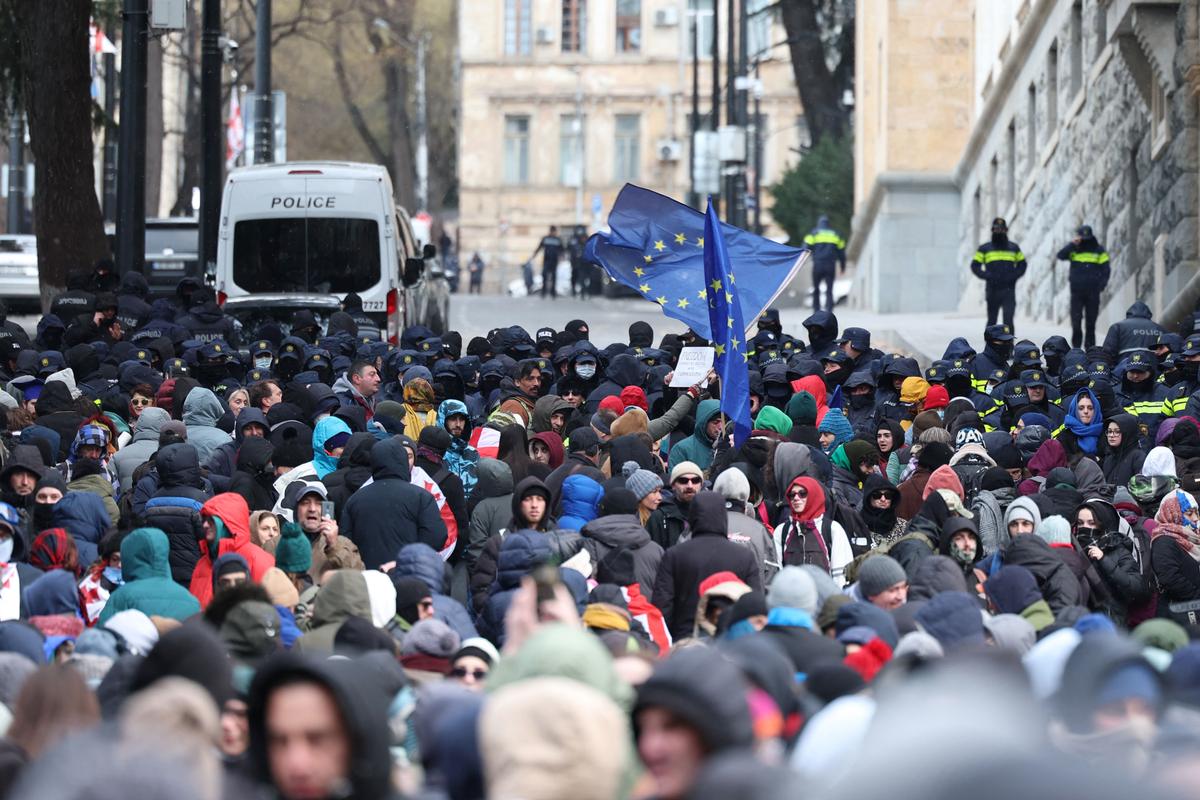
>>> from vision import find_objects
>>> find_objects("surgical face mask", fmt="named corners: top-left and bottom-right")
top-left (103, 565), bottom-right (124, 586)
top-left (576, 363), bottom-right (596, 380)
top-left (0, 537), bottom-right (12, 562)
top-left (253, 355), bottom-right (273, 370)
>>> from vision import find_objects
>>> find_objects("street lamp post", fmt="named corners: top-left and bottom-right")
top-left (199, 0), bottom-right (223, 277)
top-left (116, 0), bottom-right (148, 276)
top-left (254, 0), bottom-right (273, 164)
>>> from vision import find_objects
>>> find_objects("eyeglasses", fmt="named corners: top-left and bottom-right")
top-left (131, 398), bottom-right (153, 407)
top-left (674, 476), bottom-right (702, 486)
top-left (788, 489), bottom-right (808, 500)
top-left (451, 667), bottom-right (488, 680)
top-left (1105, 429), bottom-right (1121, 436)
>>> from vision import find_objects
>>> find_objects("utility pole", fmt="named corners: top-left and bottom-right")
top-left (102, 53), bottom-right (118, 224)
top-left (753, 62), bottom-right (762, 234)
top-left (710, 0), bottom-right (720, 215)
top-left (688, 13), bottom-right (699, 208)
top-left (6, 111), bottom-right (23, 235)
top-left (254, 0), bottom-right (273, 164)
top-left (199, 0), bottom-right (223, 277)
top-left (725, 0), bottom-right (736, 224)
top-left (116, 0), bottom-right (148, 275)
top-left (415, 33), bottom-right (429, 212)
top-left (736, 0), bottom-right (748, 229)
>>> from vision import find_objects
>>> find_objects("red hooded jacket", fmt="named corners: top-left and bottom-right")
top-left (188, 492), bottom-right (275, 608)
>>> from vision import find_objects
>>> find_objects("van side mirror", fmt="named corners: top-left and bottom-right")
top-left (403, 257), bottom-right (424, 287)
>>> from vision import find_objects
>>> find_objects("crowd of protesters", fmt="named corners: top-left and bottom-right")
top-left (0, 266), bottom-right (1196, 799)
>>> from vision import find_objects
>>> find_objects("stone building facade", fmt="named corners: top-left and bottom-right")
top-left (457, 0), bottom-right (804, 291)
top-left (851, 0), bottom-right (1200, 330)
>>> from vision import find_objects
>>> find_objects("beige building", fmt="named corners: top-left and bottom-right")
top-left (851, 0), bottom-right (1200, 334)
top-left (848, 0), bottom-right (976, 312)
top-left (457, 0), bottom-right (805, 290)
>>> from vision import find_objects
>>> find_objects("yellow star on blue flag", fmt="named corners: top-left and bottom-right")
top-left (582, 184), bottom-right (807, 339)
top-left (703, 198), bottom-right (752, 448)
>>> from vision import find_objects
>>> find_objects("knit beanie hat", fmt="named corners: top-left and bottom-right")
top-left (622, 460), bottom-right (662, 501)
top-left (817, 594), bottom-right (854, 632)
top-left (670, 461), bottom-right (703, 484)
top-left (991, 443), bottom-right (1024, 470)
top-left (598, 487), bottom-right (640, 517)
top-left (917, 441), bottom-right (953, 471)
top-left (401, 618), bottom-right (461, 658)
top-left (393, 577), bottom-right (433, 624)
top-left (856, 555), bottom-right (907, 600)
top-left (1036, 515), bottom-right (1072, 546)
top-left (712, 467), bottom-right (750, 504)
top-left (924, 385), bottom-right (950, 410)
top-left (274, 524), bottom-right (313, 575)
top-left (261, 567), bottom-right (300, 608)
top-left (767, 566), bottom-right (818, 614)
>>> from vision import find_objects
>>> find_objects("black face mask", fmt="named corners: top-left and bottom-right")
top-left (849, 391), bottom-right (875, 410)
top-left (1181, 361), bottom-right (1200, 382)
top-left (32, 501), bottom-right (56, 531)
top-left (990, 341), bottom-right (1013, 361)
top-left (195, 363), bottom-right (227, 387)
top-left (1044, 354), bottom-right (1063, 375)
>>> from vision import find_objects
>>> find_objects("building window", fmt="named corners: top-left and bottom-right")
top-left (562, 0), bottom-right (587, 53)
top-left (504, 115), bottom-right (530, 185)
top-left (1026, 84), bottom-right (1037, 169)
top-left (614, 114), bottom-right (641, 182)
top-left (1070, 2), bottom-right (1083, 97)
top-left (1047, 43), bottom-right (1059, 133)
top-left (560, 114), bottom-right (584, 187)
top-left (746, 0), bottom-right (772, 60)
top-left (688, 0), bottom-right (714, 59)
top-left (505, 0), bottom-right (532, 56)
top-left (616, 0), bottom-right (641, 52)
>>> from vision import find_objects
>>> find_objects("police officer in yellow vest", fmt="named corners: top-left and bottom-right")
top-left (804, 215), bottom-right (846, 312)
top-left (1057, 224), bottom-right (1111, 349)
top-left (970, 217), bottom-right (1027, 330)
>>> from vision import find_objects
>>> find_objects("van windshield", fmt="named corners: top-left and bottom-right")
top-left (232, 217), bottom-right (381, 293)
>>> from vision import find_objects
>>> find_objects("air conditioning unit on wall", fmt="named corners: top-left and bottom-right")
top-left (654, 7), bottom-right (679, 27)
top-left (657, 139), bottom-right (683, 161)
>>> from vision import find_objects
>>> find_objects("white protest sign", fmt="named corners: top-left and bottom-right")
top-left (669, 347), bottom-right (715, 388)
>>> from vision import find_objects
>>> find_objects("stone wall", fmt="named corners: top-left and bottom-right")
top-left (956, 0), bottom-right (1199, 334)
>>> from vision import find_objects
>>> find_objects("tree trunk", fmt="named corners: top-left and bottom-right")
top-left (779, 0), bottom-right (847, 145)
top-left (384, 55), bottom-right (416, 210)
top-left (13, 0), bottom-right (110, 308)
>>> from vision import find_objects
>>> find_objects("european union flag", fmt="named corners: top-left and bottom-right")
top-left (584, 184), bottom-right (807, 340)
top-left (703, 199), bottom-right (752, 449)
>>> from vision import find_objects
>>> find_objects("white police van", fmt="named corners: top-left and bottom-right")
top-left (214, 161), bottom-right (448, 341)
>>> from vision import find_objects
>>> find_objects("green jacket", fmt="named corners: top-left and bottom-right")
top-left (1021, 598), bottom-right (1054, 632)
top-left (99, 527), bottom-right (201, 624)
top-left (668, 399), bottom-right (721, 471)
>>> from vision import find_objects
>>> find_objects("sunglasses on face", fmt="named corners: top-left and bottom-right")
top-left (451, 667), bottom-right (488, 680)
top-left (788, 489), bottom-right (808, 500)
top-left (131, 398), bottom-right (153, 407)
top-left (674, 476), bottom-right (702, 486)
